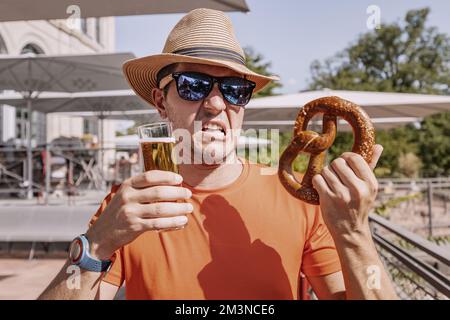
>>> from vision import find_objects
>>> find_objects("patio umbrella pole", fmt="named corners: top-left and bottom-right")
top-left (26, 97), bottom-right (33, 199)
top-left (98, 113), bottom-right (105, 190)
top-left (45, 143), bottom-right (51, 204)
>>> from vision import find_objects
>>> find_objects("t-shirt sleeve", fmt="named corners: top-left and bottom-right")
top-left (88, 184), bottom-right (125, 287)
top-left (301, 205), bottom-right (342, 277)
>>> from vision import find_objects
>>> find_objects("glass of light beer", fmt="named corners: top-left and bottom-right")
top-left (137, 122), bottom-right (185, 232)
top-left (137, 122), bottom-right (178, 173)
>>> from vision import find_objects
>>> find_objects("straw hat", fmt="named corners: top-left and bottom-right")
top-left (123, 8), bottom-right (279, 106)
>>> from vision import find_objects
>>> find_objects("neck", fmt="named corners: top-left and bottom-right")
top-left (179, 152), bottom-right (243, 190)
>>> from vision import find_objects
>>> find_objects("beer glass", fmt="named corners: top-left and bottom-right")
top-left (137, 122), bottom-right (185, 232)
top-left (137, 122), bottom-right (178, 173)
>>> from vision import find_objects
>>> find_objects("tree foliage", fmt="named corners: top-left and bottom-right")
top-left (417, 111), bottom-right (450, 176)
top-left (244, 47), bottom-right (282, 98)
top-left (308, 8), bottom-right (450, 94)
top-left (299, 8), bottom-right (450, 177)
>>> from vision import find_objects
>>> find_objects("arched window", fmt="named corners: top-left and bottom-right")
top-left (0, 34), bottom-right (7, 54)
top-left (21, 43), bottom-right (44, 55)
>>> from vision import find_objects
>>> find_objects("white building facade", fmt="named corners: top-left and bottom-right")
top-left (0, 17), bottom-right (117, 148)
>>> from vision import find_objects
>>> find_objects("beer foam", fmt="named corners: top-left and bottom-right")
top-left (139, 137), bottom-right (176, 143)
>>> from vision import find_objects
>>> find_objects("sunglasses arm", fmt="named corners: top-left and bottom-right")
top-left (158, 74), bottom-right (174, 89)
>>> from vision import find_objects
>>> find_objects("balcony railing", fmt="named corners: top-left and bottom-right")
top-left (369, 213), bottom-right (450, 300)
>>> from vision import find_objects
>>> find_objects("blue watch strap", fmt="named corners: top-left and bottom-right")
top-left (76, 234), bottom-right (112, 272)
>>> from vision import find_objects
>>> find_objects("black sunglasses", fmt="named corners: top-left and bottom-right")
top-left (159, 71), bottom-right (256, 107)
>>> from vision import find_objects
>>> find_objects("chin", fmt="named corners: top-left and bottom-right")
top-left (194, 141), bottom-right (237, 165)
top-left (191, 132), bottom-right (237, 165)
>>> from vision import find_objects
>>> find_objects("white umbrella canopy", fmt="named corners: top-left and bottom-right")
top-left (241, 117), bottom-right (422, 132)
top-left (244, 89), bottom-right (450, 121)
top-left (0, 90), bottom-right (147, 113)
top-left (55, 109), bottom-right (160, 124)
top-left (0, 0), bottom-right (249, 22)
top-left (0, 52), bottom-right (135, 199)
top-left (243, 89), bottom-right (450, 131)
top-left (0, 53), bottom-right (134, 93)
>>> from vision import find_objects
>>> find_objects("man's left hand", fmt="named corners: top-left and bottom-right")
top-left (312, 144), bottom-right (383, 239)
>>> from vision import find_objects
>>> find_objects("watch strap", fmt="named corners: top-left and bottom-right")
top-left (75, 234), bottom-right (112, 272)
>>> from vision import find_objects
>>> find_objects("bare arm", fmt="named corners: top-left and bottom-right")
top-left (307, 271), bottom-right (346, 300)
top-left (333, 228), bottom-right (397, 299)
top-left (97, 282), bottom-right (120, 300)
top-left (307, 234), bottom-right (397, 300)
top-left (311, 145), bottom-right (398, 300)
top-left (39, 259), bottom-right (119, 300)
top-left (39, 170), bottom-right (192, 300)
top-left (38, 260), bottom-right (106, 299)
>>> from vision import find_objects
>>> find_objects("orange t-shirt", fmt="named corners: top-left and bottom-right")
top-left (89, 159), bottom-right (341, 299)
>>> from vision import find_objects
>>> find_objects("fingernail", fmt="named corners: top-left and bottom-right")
top-left (176, 216), bottom-right (188, 225)
top-left (185, 188), bottom-right (192, 198)
top-left (186, 203), bottom-right (194, 212)
top-left (175, 174), bottom-right (183, 184)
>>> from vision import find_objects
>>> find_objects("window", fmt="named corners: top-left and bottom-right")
top-left (21, 43), bottom-right (44, 55)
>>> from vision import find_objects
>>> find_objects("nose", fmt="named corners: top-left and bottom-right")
top-left (203, 83), bottom-right (226, 115)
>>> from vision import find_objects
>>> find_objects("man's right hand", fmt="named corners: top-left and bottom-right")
top-left (85, 170), bottom-right (193, 260)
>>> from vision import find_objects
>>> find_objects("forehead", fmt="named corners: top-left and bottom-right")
top-left (175, 62), bottom-right (242, 77)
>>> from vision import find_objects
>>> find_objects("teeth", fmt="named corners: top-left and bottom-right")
top-left (203, 124), bottom-right (223, 130)
top-left (202, 124), bottom-right (225, 133)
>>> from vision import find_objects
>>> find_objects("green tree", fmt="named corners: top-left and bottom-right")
top-left (326, 125), bottom-right (420, 178)
top-left (304, 8), bottom-right (450, 177)
top-left (240, 47), bottom-right (284, 165)
top-left (398, 152), bottom-right (423, 178)
top-left (308, 8), bottom-right (450, 94)
top-left (417, 111), bottom-right (450, 176)
top-left (244, 47), bottom-right (282, 98)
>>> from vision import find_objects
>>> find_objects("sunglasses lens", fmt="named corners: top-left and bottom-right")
top-left (176, 73), bottom-right (212, 101)
top-left (220, 78), bottom-right (255, 106)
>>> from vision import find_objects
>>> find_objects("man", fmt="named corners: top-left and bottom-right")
top-left (40, 8), bottom-right (398, 300)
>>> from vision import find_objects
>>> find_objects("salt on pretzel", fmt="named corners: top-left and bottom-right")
top-left (278, 96), bottom-right (375, 205)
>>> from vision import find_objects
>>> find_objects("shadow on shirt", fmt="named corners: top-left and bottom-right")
top-left (197, 194), bottom-right (293, 299)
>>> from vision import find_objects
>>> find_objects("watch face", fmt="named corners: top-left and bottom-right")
top-left (69, 239), bottom-right (83, 263)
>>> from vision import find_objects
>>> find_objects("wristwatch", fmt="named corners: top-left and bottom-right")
top-left (68, 234), bottom-right (112, 272)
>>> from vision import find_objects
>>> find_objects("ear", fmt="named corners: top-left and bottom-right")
top-left (151, 88), bottom-right (168, 119)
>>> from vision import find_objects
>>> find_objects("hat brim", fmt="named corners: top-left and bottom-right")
top-left (122, 53), bottom-right (279, 107)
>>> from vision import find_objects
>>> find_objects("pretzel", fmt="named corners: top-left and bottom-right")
top-left (278, 96), bottom-right (375, 205)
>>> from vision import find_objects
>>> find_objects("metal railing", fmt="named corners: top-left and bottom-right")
top-left (369, 213), bottom-right (450, 300)
top-left (377, 177), bottom-right (450, 238)
top-left (378, 177), bottom-right (450, 189)
top-left (0, 145), bottom-right (140, 200)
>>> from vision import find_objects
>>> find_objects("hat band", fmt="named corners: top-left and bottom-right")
top-left (172, 47), bottom-right (246, 65)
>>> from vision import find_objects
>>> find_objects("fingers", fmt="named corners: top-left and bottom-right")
top-left (340, 153), bottom-right (377, 189)
top-left (369, 144), bottom-right (383, 171)
top-left (330, 158), bottom-right (362, 194)
top-left (340, 145), bottom-right (381, 190)
top-left (320, 166), bottom-right (344, 194)
top-left (128, 170), bottom-right (183, 189)
top-left (137, 202), bottom-right (194, 218)
top-left (312, 174), bottom-right (332, 197)
top-left (140, 215), bottom-right (188, 231)
top-left (129, 186), bottom-right (192, 203)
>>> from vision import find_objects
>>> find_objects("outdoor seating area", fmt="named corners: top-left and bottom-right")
top-left (0, 0), bottom-right (449, 303)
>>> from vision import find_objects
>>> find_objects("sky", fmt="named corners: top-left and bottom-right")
top-left (115, 0), bottom-right (450, 96)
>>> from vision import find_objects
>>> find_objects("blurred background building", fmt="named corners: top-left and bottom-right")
top-left (0, 1), bottom-right (448, 300)
top-left (0, 18), bottom-right (116, 148)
